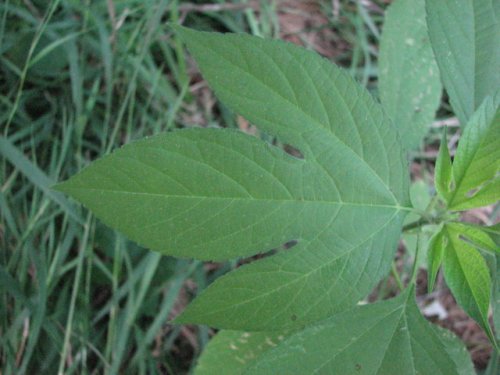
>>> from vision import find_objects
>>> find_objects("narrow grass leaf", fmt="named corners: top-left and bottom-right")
top-left (0, 136), bottom-right (83, 224)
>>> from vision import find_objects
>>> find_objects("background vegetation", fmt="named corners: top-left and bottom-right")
top-left (1, 0), bottom-right (496, 374)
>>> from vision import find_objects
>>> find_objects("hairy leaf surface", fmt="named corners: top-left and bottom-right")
top-left (379, 0), bottom-right (441, 150)
top-left (426, 0), bottom-right (500, 125)
top-left (243, 290), bottom-right (473, 374)
top-left (57, 28), bottom-right (410, 330)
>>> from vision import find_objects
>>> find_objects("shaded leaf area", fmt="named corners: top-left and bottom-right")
top-left (226, 290), bottom-right (473, 374)
top-left (379, 0), bottom-right (441, 150)
top-left (426, 0), bottom-right (500, 125)
top-left (58, 28), bottom-right (410, 330)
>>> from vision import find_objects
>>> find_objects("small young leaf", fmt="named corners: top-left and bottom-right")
top-left (194, 330), bottom-right (287, 375)
top-left (404, 179), bottom-right (432, 225)
top-left (434, 128), bottom-right (453, 202)
top-left (426, 0), bottom-right (500, 125)
top-left (243, 289), bottom-right (472, 375)
top-left (58, 28), bottom-right (411, 330)
top-left (379, 0), bottom-right (442, 150)
top-left (427, 226), bottom-right (445, 293)
top-left (403, 180), bottom-right (432, 269)
top-left (442, 223), bottom-right (496, 345)
top-left (447, 93), bottom-right (500, 210)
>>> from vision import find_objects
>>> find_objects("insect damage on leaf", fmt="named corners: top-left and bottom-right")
top-left (57, 26), bottom-right (411, 331)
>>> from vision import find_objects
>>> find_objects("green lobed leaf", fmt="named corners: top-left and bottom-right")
top-left (194, 330), bottom-right (287, 375)
top-left (57, 27), bottom-right (410, 331)
top-left (426, 0), bottom-right (500, 125)
top-left (378, 0), bottom-right (441, 150)
top-left (441, 223), bottom-right (496, 345)
top-left (243, 289), bottom-right (473, 375)
top-left (447, 92), bottom-right (500, 210)
top-left (173, 27), bottom-right (410, 330)
top-left (434, 128), bottom-right (453, 202)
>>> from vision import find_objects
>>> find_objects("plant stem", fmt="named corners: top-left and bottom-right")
top-left (409, 235), bottom-right (421, 286)
top-left (402, 194), bottom-right (444, 233)
top-left (391, 262), bottom-right (404, 291)
top-left (402, 219), bottom-right (429, 232)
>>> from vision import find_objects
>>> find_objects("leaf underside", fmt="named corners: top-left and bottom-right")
top-left (57, 27), bottom-right (410, 330)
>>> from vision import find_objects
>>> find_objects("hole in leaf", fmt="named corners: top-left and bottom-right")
top-left (283, 144), bottom-right (304, 159)
top-left (283, 239), bottom-right (298, 249)
top-left (448, 178), bottom-right (455, 192)
top-left (458, 235), bottom-right (468, 242)
top-left (442, 235), bottom-right (448, 247)
top-left (237, 240), bottom-right (300, 266)
top-left (290, 314), bottom-right (297, 321)
top-left (466, 187), bottom-right (480, 197)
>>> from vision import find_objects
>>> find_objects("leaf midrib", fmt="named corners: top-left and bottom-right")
top-left (62, 186), bottom-right (411, 211)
